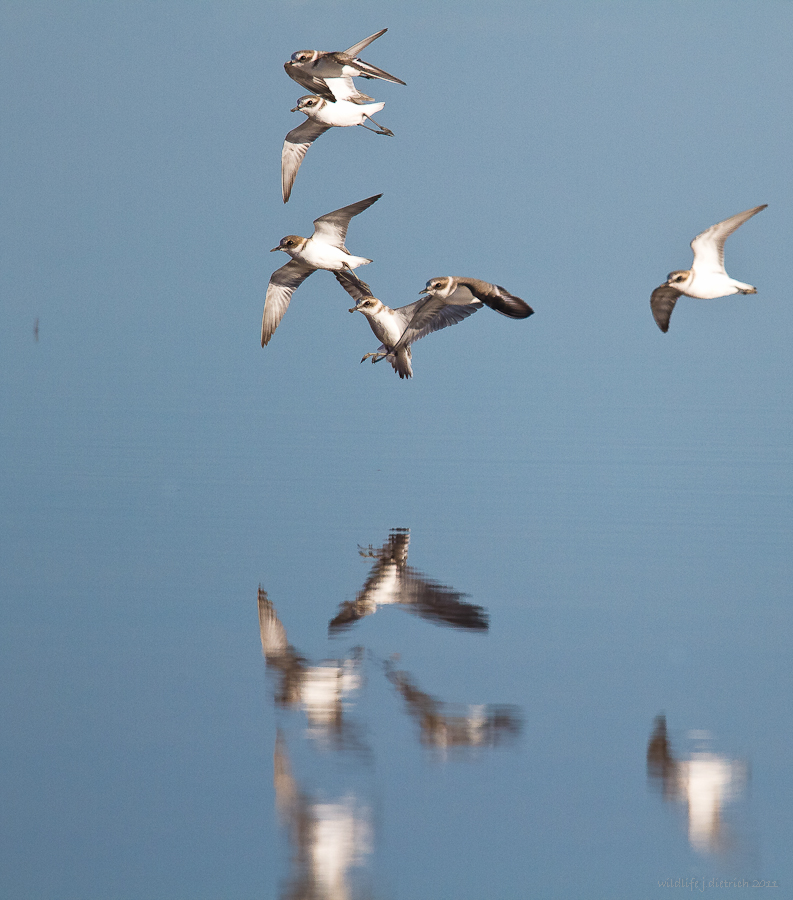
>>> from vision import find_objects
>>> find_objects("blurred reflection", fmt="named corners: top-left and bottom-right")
top-left (329, 528), bottom-right (488, 633)
top-left (385, 659), bottom-right (521, 753)
top-left (274, 730), bottom-right (372, 900)
top-left (260, 535), bottom-right (523, 897)
top-left (647, 715), bottom-right (747, 855)
top-left (259, 588), bottom-right (365, 750)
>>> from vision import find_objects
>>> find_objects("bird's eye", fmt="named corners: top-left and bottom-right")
top-left (285, 240), bottom-right (294, 247)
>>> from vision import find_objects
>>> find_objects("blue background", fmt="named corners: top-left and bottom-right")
top-left (2, 2), bottom-right (791, 897)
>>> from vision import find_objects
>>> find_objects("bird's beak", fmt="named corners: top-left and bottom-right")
top-left (290, 106), bottom-right (299, 112)
top-left (349, 302), bottom-right (364, 313)
top-left (419, 287), bottom-right (429, 296)
top-left (348, 306), bottom-right (357, 313)
top-left (270, 246), bottom-right (281, 252)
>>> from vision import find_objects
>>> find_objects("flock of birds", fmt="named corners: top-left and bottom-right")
top-left (264, 28), bottom-right (766, 376)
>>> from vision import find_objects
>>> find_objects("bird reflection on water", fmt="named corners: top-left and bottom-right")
top-left (259, 530), bottom-right (523, 898)
top-left (259, 588), bottom-right (366, 751)
top-left (385, 660), bottom-right (521, 754)
top-left (329, 528), bottom-right (488, 633)
top-left (647, 715), bottom-right (747, 856)
top-left (274, 730), bottom-right (372, 900)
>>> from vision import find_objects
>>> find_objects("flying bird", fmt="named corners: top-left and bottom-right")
top-left (262, 194), bottom-right (381, 347)
top-left (282, 95), bottom-right (392, 203)
top-left (284, 28), bottom-right (405, 105)
top-left (381, 276), bottom-right (533, 356)
top-left (337, 271), bottom-right (481, 379)
top-left (417, 277), bottom-right (534, 320)
top-left (650, 205), bottom-right (767, 333)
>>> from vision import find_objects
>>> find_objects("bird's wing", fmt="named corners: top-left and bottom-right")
top-left (261, 259), bottom-right (314, 346)
top-left (334, 269), bottom-right (374, 302)
top-left (390, 297), bottom-right (446, 349)
top-left (329, 52), bottom-right (405, 85)
top-left (350, 58), bottom-right (405, 85)
top-left (650, 283), bottom-right (681, 333)
top-left (281, 118), bottom-right (331, 203)
top-left (328, 598), bottom-right (373, 632)
top-left (647, 715), bottom-right (679, 798)
top-left (258, 588), bottom-right (289, 658)
top-left (312, 193), bottom-right (382, 248)
top-left (342, 28), bottom-right (388, 57)
top-left (339, 29), bottom-right (405, 84)
top-left (322, 76), bottom-right (374, 103)
top-left (390, 298), bottom-right (482, 353)
top-left (690, 204), bottom-right (767, 276)
top-left (283, 62), bottom-right (337, 101)
top-left (332, 566), bottom-right (399, 631)
top-left (456, 277), bottom-right (534, 318)
top-left (401, 567), bottom-right (489, 630)
top-left (403, 302), bottom-right (483, 346)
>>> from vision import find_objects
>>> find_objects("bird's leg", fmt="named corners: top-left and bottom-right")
top-left (360, 117), bottom-right (394, 137)
top-left (341, 262), bottom-right (367, 287)
top-left (360, 351), bottom-right (386, 364)
top-left (371, 347), bottom-right (396, 365)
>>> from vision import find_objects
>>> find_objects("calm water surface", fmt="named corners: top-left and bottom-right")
top-left (2, 348), bottom-right (791, 898)
top-left (3, 3), bottom-right (793, 897)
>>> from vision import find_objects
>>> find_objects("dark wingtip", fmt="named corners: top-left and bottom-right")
top-left (497, 298), bottom-right (534, 319)
top-left (488, 284), bottom-right (533, 319)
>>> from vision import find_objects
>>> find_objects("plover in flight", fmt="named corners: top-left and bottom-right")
top-left (337, 271), bottom-right (482, 379)
top-left (262, 194), bottom-right (381, 347)
top-left (282, 95), bottom-right (393, 203)
top-left (400, 276), bottom-right (533, 344)
top-left (650, 204), bottom-right (767, 333)
top-left (284, 28), bottom-right (405, 105)
top-left (418, 277), bottom-right (534, 318)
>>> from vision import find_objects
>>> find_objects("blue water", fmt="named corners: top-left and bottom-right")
top-left (2, 3), bottom-right (793, 897)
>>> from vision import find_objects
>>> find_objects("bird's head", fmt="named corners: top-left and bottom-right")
top-left (288, 50), bottom-right (318, 64)
top-left (665, 270), bottom-right (690, 287)
top-left (420, 276), bottom-right (453, 299)
top-left (271, 235), bottom-right (304, 255)
top-left (349, 298), bottom-right (381, 315)
top-left (291, 95), bottom-right (324, 114)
